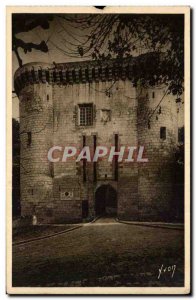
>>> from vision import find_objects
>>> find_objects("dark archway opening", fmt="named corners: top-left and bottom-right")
top-left (95, 185), bottom-right (117, 217)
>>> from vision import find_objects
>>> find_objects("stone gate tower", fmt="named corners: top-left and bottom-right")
top-left (14, 56), bottom-right (181, 223)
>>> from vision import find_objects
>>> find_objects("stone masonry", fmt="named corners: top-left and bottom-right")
top-left (14, 56), bottom-right (182, 223)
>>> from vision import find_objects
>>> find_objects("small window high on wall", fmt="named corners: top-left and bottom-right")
top-left (27, 132), bottom-right (32, 146)
top-left (178, 127), bottom-right (184, 143)
top-left (79, 104), bottom-right (93, 126)
top-left (160, 127), bottom-right (166, 140)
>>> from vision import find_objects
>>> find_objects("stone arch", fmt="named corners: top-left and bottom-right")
top-left (95, 184), bottom-right (117, 217)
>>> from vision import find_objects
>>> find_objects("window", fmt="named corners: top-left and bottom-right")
top-left (178, 127), bottom-right (184, 143)
top-left (152, 91), bottom-right (155, 98)
top-left (27, 132), bottom-right (32, 146)
top-left (160, 127), bottom-right (166, 140)
top-left (79, 104), bottom-right (93, 126)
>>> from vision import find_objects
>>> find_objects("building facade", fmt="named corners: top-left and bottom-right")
top-left (14, 57), bottom-right (183, 223)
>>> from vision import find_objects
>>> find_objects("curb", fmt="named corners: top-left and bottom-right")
top-left (83, 216), bottom-right (101, 226)
top-left (116, 219), bottom-right (184, 230)
top-left (12, 225), bottom-right (83, 246)
top-left (13, 216), bottom-right (101, 246)
top-left (89, 216), bottom-right (101, 223)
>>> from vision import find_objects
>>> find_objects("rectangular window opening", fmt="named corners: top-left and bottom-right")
top-left (27, 132), bottom-right (32, 146)
top-left (152, 91), bottom-right (155, 98)
top-left (178, 127), bottom-right (184, 143)
top-left (79, 104), bottom-right (93, 126)
top-left (160, 127), bottom-right (166, 140)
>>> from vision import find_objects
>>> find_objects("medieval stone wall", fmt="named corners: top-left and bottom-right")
top-left (14, 58), bottom-right (182, 223)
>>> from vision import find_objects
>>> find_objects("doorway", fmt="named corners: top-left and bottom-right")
top-left (95, 185), bottom-right (117, 217)
top-left (82, 200), bottom-right (89, 218)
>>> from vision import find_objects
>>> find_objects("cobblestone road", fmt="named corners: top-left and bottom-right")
top-left (12, 217), bottom-right (184, 287)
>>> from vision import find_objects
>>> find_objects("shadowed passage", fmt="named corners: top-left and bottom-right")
top-left (95, 184), bottom-right (117, 217)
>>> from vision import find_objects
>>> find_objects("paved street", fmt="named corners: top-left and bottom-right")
top-left (12, 217), bottom-right (184, 287)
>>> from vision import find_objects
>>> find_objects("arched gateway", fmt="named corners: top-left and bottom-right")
top-left (95, 185), bottom-right (117, 217)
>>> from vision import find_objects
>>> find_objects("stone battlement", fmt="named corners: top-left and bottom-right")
top-left (14, 53), bottom-right (160, 95)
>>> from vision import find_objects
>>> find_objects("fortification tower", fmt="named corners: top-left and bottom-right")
top-left (137, 85), bottom-right (178, 220)
top-left (14, 63), bottom-right (54, 223)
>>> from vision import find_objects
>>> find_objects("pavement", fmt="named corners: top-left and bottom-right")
top-left (12, 224), bottom-right (82, 245)
top-left (12, 217), bottom-right (184, 287)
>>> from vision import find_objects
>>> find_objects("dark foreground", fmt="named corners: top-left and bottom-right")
top-left (12, 217), bottom-right (184, 287)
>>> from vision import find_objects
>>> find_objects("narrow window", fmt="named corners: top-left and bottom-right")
top-left (47, 94), bottom-right (49, 101)
top-left (83, 135), bottom-right (86, 182)
top-left (152, 91), bottom-right (155, 98)
top-left (115, 134), bottom-right (118, 181)
top-left (27, 132), bottom-right (32, 146)
top-left (79, 104), bottom-right (93, 126)
top-left (93, 135), bottom-right (97, 182)
top-left (160, 127), bottom-right (166, 140)
top-left (178, 127), bottom-right (184, 143)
